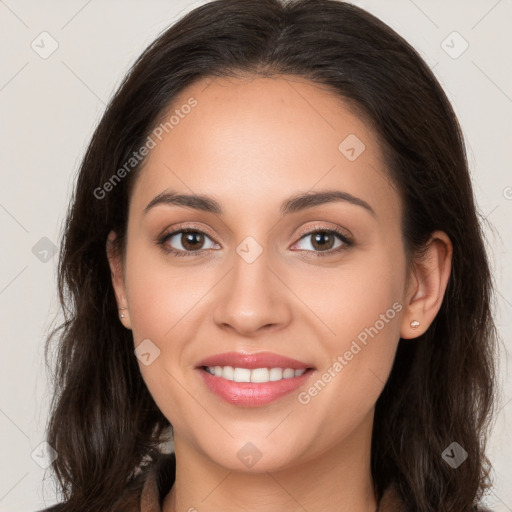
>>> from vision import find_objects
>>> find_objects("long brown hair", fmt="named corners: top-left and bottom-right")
top-left (42, 1), bottom-right (498, 510)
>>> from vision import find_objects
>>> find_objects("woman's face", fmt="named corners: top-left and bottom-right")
top-left (109, 74), bottom-right (413, 472)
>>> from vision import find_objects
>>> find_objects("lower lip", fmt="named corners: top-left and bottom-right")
top-left (197, 367), bottom-right (315, 407)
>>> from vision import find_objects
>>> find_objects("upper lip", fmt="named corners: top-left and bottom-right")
top-left (196, 351), bottom-right (315, 370)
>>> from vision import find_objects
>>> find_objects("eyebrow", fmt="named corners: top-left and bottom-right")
top-left (143, 189), bottom-right (375, 217)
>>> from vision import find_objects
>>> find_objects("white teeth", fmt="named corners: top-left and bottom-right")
top-left (283, 368), bottom-right (295, 379)
top-left (222, 365), bottom-right (234, 381)
top-left (233, 367), bottom-right (251, 382)
top-left (205, 365), bottom-right (307, 383)
top-left (269, 368), bottom-right (283, 381)
top-left (251, 368), bottom-right (269, 383)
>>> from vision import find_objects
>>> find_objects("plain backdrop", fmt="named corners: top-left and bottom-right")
top-left (0, 1), bottom-right (511, 510)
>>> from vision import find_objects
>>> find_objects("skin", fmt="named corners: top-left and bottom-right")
top-left (107, 74), bottom-right (452, 512)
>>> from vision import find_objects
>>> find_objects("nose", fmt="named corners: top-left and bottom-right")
top-left (212, 248), bottom-right (292, 337)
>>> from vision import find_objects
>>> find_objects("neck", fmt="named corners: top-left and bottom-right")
top-left (163, 415), bottom-right (377, 512)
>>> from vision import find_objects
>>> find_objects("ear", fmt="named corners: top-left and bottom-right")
top-left (106, 230), bottom-right (132, 330)
top-left (400, 230), bottom-right (453, 339)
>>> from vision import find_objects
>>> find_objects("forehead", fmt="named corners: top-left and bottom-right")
top-left (130, 74), bottom-right (399, 221)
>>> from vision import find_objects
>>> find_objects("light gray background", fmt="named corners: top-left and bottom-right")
top-left (0, 1), bottom-right (511, 510)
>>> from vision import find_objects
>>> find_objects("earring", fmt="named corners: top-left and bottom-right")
top-left (410, 320), bottom-right (420, 329)
top-left (119, 307), bottom-right (127, 319)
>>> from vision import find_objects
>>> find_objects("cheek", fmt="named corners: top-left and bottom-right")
top-left (123, 244), bottom-right (215, 422)
top-left (124, 241), bottom-right (205, 340)
top-left (300, 247), bottom-right (405, 422)
top-left (337, 250), bottom-right (405, 366)
top-left (304, 243), bottom-right (405, 344)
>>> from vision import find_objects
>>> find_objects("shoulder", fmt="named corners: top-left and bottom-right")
top-left (378, 483), bottom-right (495, 512)
top-left (35, 451), bottom-right (176, 512)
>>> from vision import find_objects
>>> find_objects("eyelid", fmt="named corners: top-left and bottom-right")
top-left (165, 222), bottom-right (217, 240)
top-left (157, 222), bottom-right (216, 242)
top-left (293, 222), bottom-right (353, 244)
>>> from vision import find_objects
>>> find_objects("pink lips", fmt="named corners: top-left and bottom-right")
top-left (195, 351), bottom-right (316, 407)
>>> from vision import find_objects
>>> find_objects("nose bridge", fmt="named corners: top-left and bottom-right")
top-left (234, 236), bottom-right (272, 292)
top-left (212, 232), bottom-right (290, 334)
top-left (231, 235), bottom-right (276, 306)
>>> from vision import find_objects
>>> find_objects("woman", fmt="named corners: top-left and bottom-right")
top-left (39, 0), bottom-right (498, 510)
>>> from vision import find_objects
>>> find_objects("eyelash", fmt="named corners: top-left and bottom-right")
top-left (156, 224), bottom-right (354, 259)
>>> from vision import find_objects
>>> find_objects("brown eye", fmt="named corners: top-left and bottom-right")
top-left (293, 228), bottom-right (351, 256)
top-left (159, 228), bottom-right (218, 256)
top-left (309, 231), bottom-right (337, 251)
top-left (178, 231), bottom-right (206, 251)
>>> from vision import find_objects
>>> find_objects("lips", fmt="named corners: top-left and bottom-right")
top-left (195, 351), bottom-right (315, 370)
top-left (195, 351), bottom-right (316, 407)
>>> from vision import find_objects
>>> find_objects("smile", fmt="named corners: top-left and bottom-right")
top-left (197, 366), bottom-right (315, 407)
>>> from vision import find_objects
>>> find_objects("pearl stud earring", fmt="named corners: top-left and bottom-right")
top-left (119, 307), bottom-right (127, 319)
top-left (410, 320), bottom-right (420, 329)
